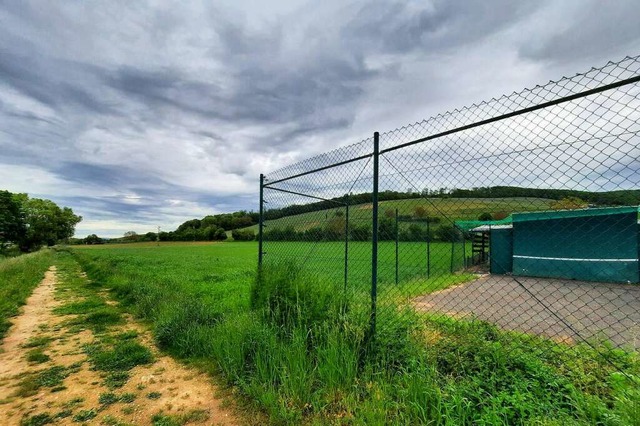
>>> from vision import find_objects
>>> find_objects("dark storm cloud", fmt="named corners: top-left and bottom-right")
top-left (0, 43), bottom-right (114, 115)
top-left (53, 162), bottom-right (156, 188)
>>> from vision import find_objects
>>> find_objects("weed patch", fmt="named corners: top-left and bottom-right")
top-left (20, 412), bottom-right (54, 426)
top-left (150, 410), bottom-right (208, 426)
top-left (21, 336), bottom-right (52, 349)
top-left (99, 392), bottom-right (136, 406)
top-left (53, 297), bottom-right (105, 315)
top-left (72, 409), bottom-right (97, 422)
top-left (86, 340), bottom-right (153, 372)
top-left (16, 365), bottom-right (76, 397)
top-left (104, 371), bottom-right (130, 389)
top-left (99, 392), bottom-right (120, 406)
top-left (26, 349), bottom-right (50, 364)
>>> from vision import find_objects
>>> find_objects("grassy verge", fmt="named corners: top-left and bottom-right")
top-left (0, 250), bottom-right (53, 340)
top-left (71, 243), bottom-right (640, 425)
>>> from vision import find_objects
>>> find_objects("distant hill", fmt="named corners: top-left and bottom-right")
top-left (103, 186), bottom-right (640, 243)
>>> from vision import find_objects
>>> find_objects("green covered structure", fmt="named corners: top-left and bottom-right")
top-left (468, 206), bottom-right (640, 284)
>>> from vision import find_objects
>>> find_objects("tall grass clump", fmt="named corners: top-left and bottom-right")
top-left (0, 249), bottom-right (53, 339)
top-left (251, 261), bottom-right (347, 329)
top-left (72, 245), bottom-right (640, 425)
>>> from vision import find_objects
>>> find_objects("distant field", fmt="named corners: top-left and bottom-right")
top-left (75, 241), bottom-right (225, 249)
top-left (247, 197), bottom-right (553, 233)
top-left (74, 240), bottom-right (469, 290)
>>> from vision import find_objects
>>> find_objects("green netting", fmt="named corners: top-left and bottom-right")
top-left (512, 206), bottom-right (639, 222)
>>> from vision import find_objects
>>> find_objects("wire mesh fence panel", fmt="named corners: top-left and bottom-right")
top-left (262, 138), bottom-right (375, 297)
top-left (259, 54), bottom-right (640, 421)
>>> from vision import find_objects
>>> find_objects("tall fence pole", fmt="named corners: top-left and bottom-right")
top-left (463, 232), bottom-right (467, 268)
top-left (258, 174), bottom-right (265, 267)
top-left (450, 238), bottom-right (455, 273)
top-left (344, 203), bottom-right (349, 291)
top-left (395, 208), bottom-right (399, 285)
top-left (370, 132), bottom-right (380, 340)
top-left (427, 220), bottom-right (431, 278)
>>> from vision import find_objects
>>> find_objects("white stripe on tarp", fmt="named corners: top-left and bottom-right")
top-left (513, 255), bottom-right (638, 262)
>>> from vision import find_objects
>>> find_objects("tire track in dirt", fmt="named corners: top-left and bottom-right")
top-left (0, 258), bottom-right (239, 425)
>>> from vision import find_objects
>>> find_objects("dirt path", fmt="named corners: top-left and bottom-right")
top-left (0, 266), bottom-right (59, 388)
top-left (0, 258), bottom-right (238, 425)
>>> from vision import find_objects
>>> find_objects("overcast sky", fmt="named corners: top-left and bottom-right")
top-left (1, 0), bottom-right (639, 237)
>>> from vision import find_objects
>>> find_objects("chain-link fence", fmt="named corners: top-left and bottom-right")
top-left (259, 55), bottom-right (640, 402)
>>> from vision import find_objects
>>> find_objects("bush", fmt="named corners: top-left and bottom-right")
top-left (350, 224), bottom-right (371, 241)
top-left (434, 224), bottom-right (464, 242)
top-left (232, 229), bottom-right (255, 241)
top-left (399, 223), bottom-right (434, 242)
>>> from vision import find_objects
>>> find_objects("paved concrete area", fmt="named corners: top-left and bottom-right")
top-left (414, 275), bottom-right (640, 349)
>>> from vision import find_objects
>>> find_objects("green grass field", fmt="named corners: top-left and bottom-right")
top-left (69, 241), bottom-right (640, 425)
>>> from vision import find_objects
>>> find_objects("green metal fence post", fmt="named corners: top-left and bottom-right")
top-left (371, 132), bottom-right (380, 340)
top-left (427, 220), bottom-right (431, 278)
top-left (450, 239), bottom-right (454, 273)
top-left (344, 202), bottom-right (349, 292)
top-left (395, 208), bottom-right (399, 285)
top-left (463, 232), bottom-right (467, 268)
top-left (258, 174), bottom-right (265, 267)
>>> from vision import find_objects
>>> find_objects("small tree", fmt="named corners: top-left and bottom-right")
top-left (378, 217), bottom-right (396, 241)
top-left (493, 211), bottom-right (509, 220)
top-left (0, 190), bottom-right (26, 251)
top-left (84, 234), bottom-right (103, 245)
top-left (413, 205), bottom-right (428, 219)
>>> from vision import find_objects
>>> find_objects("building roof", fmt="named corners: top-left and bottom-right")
top-left (457, 206), bottom-right (640, 232)
top-left (512, 206), bottom-right (639, 223)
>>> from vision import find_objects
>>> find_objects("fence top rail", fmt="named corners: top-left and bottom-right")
top-left (262, 54), bottom-right (640, 184)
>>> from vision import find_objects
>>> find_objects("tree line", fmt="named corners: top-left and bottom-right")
top-left (264, 210), bottom-right (466, 243)
top-left (0, 190), bottom-right (82, 253)
top-left (78, 185), bottom-right (637, 244)
top-left (262, 186), bottom-right (639, 222)
top-left (84, 211), bottom-right (260, 244)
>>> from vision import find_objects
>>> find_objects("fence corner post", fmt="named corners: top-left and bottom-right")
top-left (370, 132), bottom-right (380, 340)
top-left (258, 173), bottom-right (265, 267)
